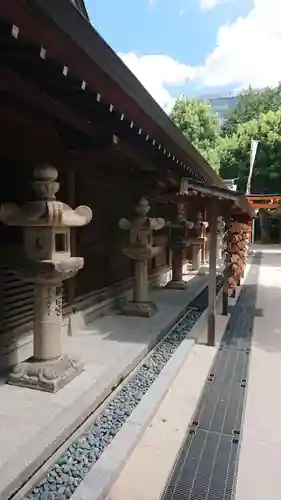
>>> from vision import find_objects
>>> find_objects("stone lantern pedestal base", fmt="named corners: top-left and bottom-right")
top-left (166, 280), bottom-right (187, 290)
top-left (122, 301), bottom-right (157, 318)
top-left (7, 355), bottom-right (83, 393)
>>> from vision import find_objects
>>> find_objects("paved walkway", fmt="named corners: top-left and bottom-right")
top-left (0, 271), bottom-right (208, 500)
top-left (235, 245), bottom-right (281, 500)
top-left (107, 245), bottom-right (281, 500)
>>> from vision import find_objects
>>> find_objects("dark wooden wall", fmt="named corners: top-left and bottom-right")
top-left (74, 168), bottom-right (170, 298)
top-left (0, 94), bottom-right (171, 323)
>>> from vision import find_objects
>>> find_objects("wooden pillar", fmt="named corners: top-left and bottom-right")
top-left (222, 266), bottom-right (228, 315)
top-left (251, 218), bottom-right (255, 244)
top-left (202, 207), bottom-right (207, 264)
top-left (208, 199), bottom-right (218, 346)
top-left (222, 219), bottom-right (228, 315)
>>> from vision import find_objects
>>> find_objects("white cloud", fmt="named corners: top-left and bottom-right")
top-left (199, 0), bottom-right (228, 11)
top-left (120, 0), bottom-right (281, 110)
top-left (197, 0), bottom-right (281, 90)
top-left (119, 52), bottom-right (198, 112)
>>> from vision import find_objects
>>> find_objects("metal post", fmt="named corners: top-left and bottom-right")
top-left (208, 199), bottom-right (218, 346)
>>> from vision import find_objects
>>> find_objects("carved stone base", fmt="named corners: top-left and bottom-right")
top-left (7, 355), bottom-right (83, 393)
top-left (165, 280), bottom-right (187, 290)
top-left (122, 301), bottom-right (157, 317)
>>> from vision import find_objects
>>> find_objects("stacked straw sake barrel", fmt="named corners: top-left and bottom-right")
top-left (223, 220), bottom-right (251, 294)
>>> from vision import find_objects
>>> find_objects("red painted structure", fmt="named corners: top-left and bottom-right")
top-left (247, 195), bottom-right (281, 210)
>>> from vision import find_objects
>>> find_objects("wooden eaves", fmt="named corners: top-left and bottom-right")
top-left (0, 0), bottom-right (255, 215)
top-left (186, 180), bottom-right (255, 218)
top-left (2, 0), bottom-right (227, 187)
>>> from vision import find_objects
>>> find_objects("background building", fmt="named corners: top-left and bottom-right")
top-left (200, 93), bottom-right (239, 125)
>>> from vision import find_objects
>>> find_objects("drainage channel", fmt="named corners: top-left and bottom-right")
top-left (23, 278), bottom-right (223, 500)
top-left (161, 253), bottom-right (262, 500)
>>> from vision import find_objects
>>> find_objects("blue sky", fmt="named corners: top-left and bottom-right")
top-left (84, 0), bottom-right (281, 110)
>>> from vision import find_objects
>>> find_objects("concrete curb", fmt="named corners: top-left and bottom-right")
top-left (71, 284), bottom-right (226, 500)
top-left (106, 315), bottom-right (233, 500)
top-left (70, 338), bottom-right (195, 500)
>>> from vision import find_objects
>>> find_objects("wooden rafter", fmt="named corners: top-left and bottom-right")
top-left (0, 65), bottom-right (100, 137)
top-left (0, 0), bottom-right (218, 184)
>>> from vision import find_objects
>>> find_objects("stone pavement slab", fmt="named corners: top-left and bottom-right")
top-left (0, 271), bottom-right (207, 500)
top-left (62, 246), bottom-right (281, 500)
top-left (235, 246), bottom-right (281, 500)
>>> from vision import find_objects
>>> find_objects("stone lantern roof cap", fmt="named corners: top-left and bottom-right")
top-left (0, 166), bottom-right (92, 227)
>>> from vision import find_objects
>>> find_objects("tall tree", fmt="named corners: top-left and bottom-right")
top-left (222, 84), bottom-right (281, 137)
top-left (170, 96), bottom-right (221, 170)
top-left (219, 108), bottom-right (281, 243)
top-left (219, 108), bottom-right (281, 193)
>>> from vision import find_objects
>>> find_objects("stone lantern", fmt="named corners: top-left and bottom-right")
top-left (191, 212), bottom-right (209, 270)
top-left (119, 198), bottom-right (165, 317)
top-left (0, 166), bottom-right (92, 392)
top-left (217, 216), bottom-right (225, 264)
top-left (166, 202), bottom-right (194, 289)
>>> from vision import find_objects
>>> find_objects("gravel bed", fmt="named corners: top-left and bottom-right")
top-left (25, 280), bottom-right (222, 500)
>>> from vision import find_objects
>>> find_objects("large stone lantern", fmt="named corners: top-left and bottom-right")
top-left (0, 166), bottom-right (92, 392)
top-left (119, 198), bottom-right (165, 317)
top-left (166, 202), bottom-right (193, 289)
top-left (191, 212), bottom-right (209, 270)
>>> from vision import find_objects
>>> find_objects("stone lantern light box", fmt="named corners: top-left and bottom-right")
top-left (24, 226), bottom-right (70, 262)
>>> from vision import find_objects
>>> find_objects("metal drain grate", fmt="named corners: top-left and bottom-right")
top-left (161, 254), bottom-right (262, 500)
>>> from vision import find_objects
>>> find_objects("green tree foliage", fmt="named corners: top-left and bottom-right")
top-left (219, 86), bottom-right (281, 244)
top-left (170, 87), bottom-right (281, 196)
top-left (222, 84), bottom-right (281, 137)
top-left (219, 109), bottom-right (281, 192)
top-left (170, 96), bottom-right (221, 170)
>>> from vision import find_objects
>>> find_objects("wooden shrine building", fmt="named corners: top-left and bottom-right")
top-left (0, 0), bottom-right (253, 370)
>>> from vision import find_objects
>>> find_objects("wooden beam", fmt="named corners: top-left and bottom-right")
top-left (0, 67), bottom-right (164, 173)
top-left (0, 123), bottom-right (66, 166)
top-left (0, 65), bottom-right (99, 138)
top-left (188, 180), bottom-right (240, 201)
top-left (250, 203), bottom-right (281, 209)
top-left (207, 198), bottom-right (219, 346)
top-left (0, 100), bottom-right (61, 140)
top-left (247, 195), bottom-right (281, 200)
top-left (188, 179), bottom-right (254, 217)
top-left (113, 139), bottom-right (155, 172)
